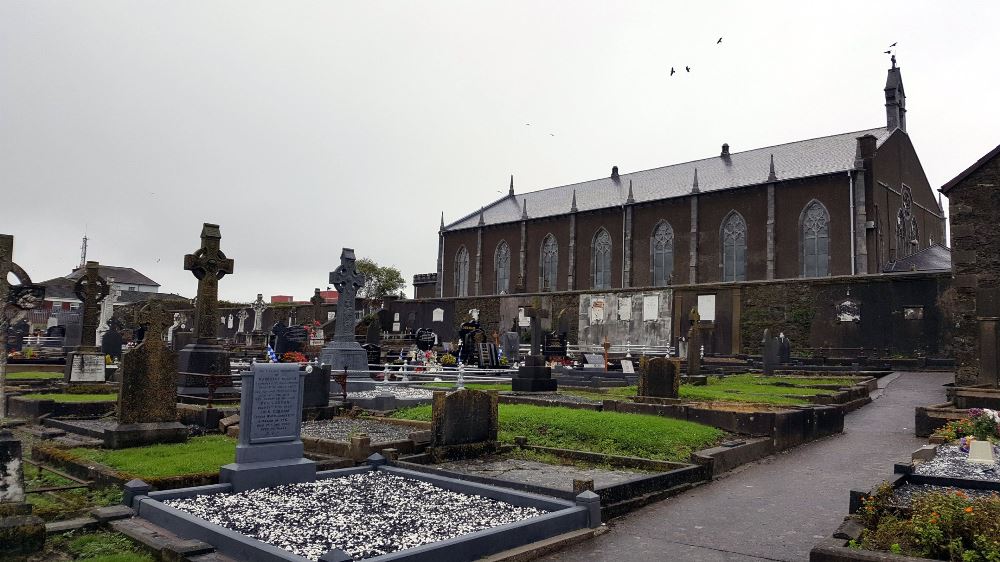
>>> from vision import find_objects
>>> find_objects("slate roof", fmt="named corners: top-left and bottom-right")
top-left (445, 127), bottom-right (894, 231)
top-left (35, 277), bottom-right (79, 301)
top-left (66, 265), bottom-right (159, 287)
top-left (117, 291), bottom-right (190, 304)
top-left (882, 244), bottom-right (951, 273)
top-left (940, 143), bottom-right (1000, 194)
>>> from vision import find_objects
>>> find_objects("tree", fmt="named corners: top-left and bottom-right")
top-left (355, 258), bottom-right (406, 311)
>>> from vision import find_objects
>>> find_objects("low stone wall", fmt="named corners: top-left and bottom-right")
top-left (31, 444), bottom-right (217, 491)
top-left (5, 396), bottom-right (116, 420)
top-left (691, 437), bottom-right (775, 478)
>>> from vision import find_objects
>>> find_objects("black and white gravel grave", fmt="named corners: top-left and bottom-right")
top-left (891, 483), bottom-right (999, 506)
top-left (163, 471), bottom-right (547, 561)
top-left (347, 388), bottom-right (434, 400)
top-left (300, 419), bottom-right (415, 443)
top-left (913, 444), bottom-right (1000, 481)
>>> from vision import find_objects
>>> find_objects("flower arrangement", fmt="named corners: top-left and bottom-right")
top-left (939, 409), bottom-right (1000, 442)
top-left (281, 351), bottom-right (308, 363)
top-left (439, 353), bottom-right (457, 367)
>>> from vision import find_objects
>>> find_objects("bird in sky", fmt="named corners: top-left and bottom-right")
top-left (685, 66), bottom-right (691, 72)
top-left (884, 50), bottom-right (892, 54)
top-left (717, 37), bottom-right (723, 44)
top-left (525, 123), bottom-right (530, 126)
top-left (889, 42), bottom-right (897, 47)
top-left (549, 133), bottom-right (555, 137)
top-left (670, 67), bottom-right (675, 76)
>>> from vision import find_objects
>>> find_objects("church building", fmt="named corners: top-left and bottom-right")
top-left (435, 62), bottom-right (946, 298)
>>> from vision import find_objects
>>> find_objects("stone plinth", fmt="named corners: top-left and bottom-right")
top-left (64, 349), bottom-right (106, 383)
top-left (319, 340), bottom-right (369, 377)
top-left (176, 343), bottom-right (237, 397)
top-left (639, 358), bottom-right (679, 398)
top-left (219, 364), bottom-right (315, 492)
top-left (512, 355), bottom-right (558, 392)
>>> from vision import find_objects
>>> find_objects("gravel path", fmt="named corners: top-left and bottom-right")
top-left (300, 418), bottom-right (418, 443)
top-left (436, 455), bottom-right (650, 491)
top-left (164, 471), bottom-right (545, 560)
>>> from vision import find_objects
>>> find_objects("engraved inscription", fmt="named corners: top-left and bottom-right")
top-left (249, 365), bottom-right (300, 444)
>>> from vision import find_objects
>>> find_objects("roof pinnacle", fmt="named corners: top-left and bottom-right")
top-left (570, 189), bottom-right (578, 212)
top-left (477, 207), bottom-right (485, 226)
top-left (691, 168), bottom-right (700, 193)
top-left (768, 154), bottom-right (777, 182)
top-left (626, 180), bottom-right (635, 205)
top-left (521, 198), bottom-right (528, 219)
top-left (509, 175), bottom-right (514, 196)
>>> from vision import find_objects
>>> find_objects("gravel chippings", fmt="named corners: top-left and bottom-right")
top-left (913, 444), bottom-right (1000, 481)
top-left (891, 484), bottom-right (999, 506)
top-left (163, 471), bottom-right (547, 560)
top-left (300, 418), bottom-right (415, 443)
top-left (347, 387), bottom-right (434, 400)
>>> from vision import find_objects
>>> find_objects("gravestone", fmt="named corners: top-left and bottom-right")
top-left (477, 342), bottom-right (499, 368)
top-left (45, 325), bottom-right (65, 340)
top-left (270, 322), bottom-right (287, 353)
top-left (248, 293), bottom-right (268, 347)
top-left (319, 249), bottom-right (369, 377)
top-left (0, 430), bottom-right (45, 555)
top-left (105, 299), bottom-right (188, 449)
top-left (415, 328), bottom-right (436, 352)
top-left (778, 332), bottom-right (791, 364)
top-left (638, 358), bottom-right (679, 398)
top-left (100, 319), bottom-right (124, 361)
top-left (362, 343), bottom-right (382, 367)
top-left (96, 276), bottom-right (121, 346)
top-left (500, 322), bottom-right (520, 363)
top-left (65, 261), bottom-right (110, 384)
top-left (761, 329), bottom-right (780, 376)
top-left (220, 363), bottom-right (316, 492)
top-left (273, 323), bottom-right (308, 357)
top-left (366, 320), bottom-right (382, 346)
top-left (429, 389), bottom-right (499, 460)
top-left (512, 307), bottom-right (557, 391)
top-left (235, 309), bottom-right (249, 335)
top-left (166, 312), bottom-right (187, 346)
top-left (177, 224), bottom-right (237, 398)
top-left (0, 235), bottom-right (45, 421)
top-left (687, 324), bottom-right (702, 377)
top-left (9, 320), bottom-right (29, 352)
top-left (302, 363), bottom-right (332, 409)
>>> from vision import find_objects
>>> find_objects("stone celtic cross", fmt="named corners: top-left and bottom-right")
top-left (250, 293), bottom-right (267, 332)
top-left (236, 309), bottom-right (249, 333)
top-left (137, 298), bottom-right (171, 343)
top-left (74, 261), bottom-right (110, 349)
top-left (310, 288), bottom-right (324, 323)
top-left (184, 224), bottom-right (234, 343)
top-left (329, 248), bottom-right (366, 343)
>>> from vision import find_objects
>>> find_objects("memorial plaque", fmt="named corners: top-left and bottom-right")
top-left (621, 359), bottom-right (635, 374)
top-left (70, 354), bottom-right (105, 382)
top-left (589, 299), bottom-right (606, 323)
top-left (432, 308), bottom-right (444, 322)
top-left (584, 353), bottom-right (604, 365)
top-left (618, 297), bottom-right (632, 321)
top-left (697, 294), bottom-right (716, 322)
top-left (249, 364), bottom-right (302, 444)
top-left (643, 295), bottom-right (660, 321)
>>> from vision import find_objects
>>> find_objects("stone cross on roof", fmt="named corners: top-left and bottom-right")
top-left (74, 261), bottom-right (110, 349)
top-left (184, 224), bottom-right (234, 343)
top-left (329, 248), bottom-right (366, 343)
top-left (250, 293), bottom-right (267, 332)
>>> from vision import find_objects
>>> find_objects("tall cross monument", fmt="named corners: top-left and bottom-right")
top-left (65, 261), bottom-right (110, 383)
top-left (319, 248), bottom-right (369, 375)
top-left (1, 234), bottom-right (45, 417)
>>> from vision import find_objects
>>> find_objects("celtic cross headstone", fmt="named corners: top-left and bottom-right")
top-left (64, 261), bottom-right (109, 383)
top-left (250, 293), bottom-right (267, 332)
top-left (310, 289), bottom-right (324, 323)
top-left (319, 248), bottom-right (370, 376)
top-left (512, 306), bottom-right (557, 392)
top-left (0, 234), bottom-right (45, 418)
top-left (177, 223), bottom-right (237, 398)
top-left (236, 309), bottom-right (249, 333)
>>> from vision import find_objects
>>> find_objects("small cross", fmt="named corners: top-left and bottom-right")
top-left (310, 288), bottom-right (324, 322)
top-left (137, 298), bottom-right (171, 343)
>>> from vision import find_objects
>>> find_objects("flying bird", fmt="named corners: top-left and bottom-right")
top-left (889, 42), bottom-right (897, 47)
top-left (685, 66), bottom-right (691, 72)
top-left (717, 37), bottom-right (723, 44)
top-left (549, 133), bottom-right (555, 137)
top-left (525, 123), bottom-right (531, 126)
top-left (884, 50), bottom-right (892, 54)
top-left (670, 67), bottom-right (675, 76)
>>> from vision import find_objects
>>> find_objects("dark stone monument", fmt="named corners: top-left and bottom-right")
top-left (274, 323), bottom-right (307, 357)
top-left (45, 325), bottom-right (65, 340)
top-left (9, 319), bottom-right (29, 352)
top-left (777, 332), bottom-right (791, 364)
top-left (1, 235), bottom-right (45, 419)
top-left (429, 388), bottom-right (499, 460)
top-left (309, 288), bottom-right (325, 324)
top-left (362, 343), bottom-right (381, 367)
top-left (65, 261), bottom-right (110, 383)
top-left (0, 430), bottom-right (45, 555)
top-left (319, 249), bottom-right (369, 377)
top-left (302, 363), bottom-right (331, 409)
top-left (761, 329), bottom-right (780, 376)
top-left (415, 328), bottom-right (436, 352)
top-left (100, 319), bottom-right (124, 361)
top-left (105, 299), bottom-right (188, 449)
top-left (177, 224), bottom-right (236, 398)
top-left (220, 363), bottom-right (316, 492)
top-left (687, 307), bottom-right (702, 377)
top-left (512, 307), bottom-right (558, 392)
top-left (366, 320), bottom-right (382, 347)
top-left (500, 322), bottom-right (520, 363)
top-left (638, 358), bottom-right (679, 398)
top-left (457, 320), bottom-right (481, 364)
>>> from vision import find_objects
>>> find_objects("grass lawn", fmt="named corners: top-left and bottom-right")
top-left (393, 403), bottom-right (724, 462)
top-left (5, 371), bottom-right (64, 380)
top-left (68, 436), bottom-right (236, 479)
top-left (19, 392), bottom-right (118, 403)
top-left (562, 374), bottom-right (857, 406)
top-left (48, 531), bottom-right (154, 562)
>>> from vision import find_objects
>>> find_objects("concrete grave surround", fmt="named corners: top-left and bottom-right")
top-left (220, 363), bottom-right (316, 492)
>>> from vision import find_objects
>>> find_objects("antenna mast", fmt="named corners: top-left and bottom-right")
top-left (79, 235), bottom-right (88, 269)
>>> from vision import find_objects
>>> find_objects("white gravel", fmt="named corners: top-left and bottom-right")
top-left (913, 444), bottom-right (1000, 481)
top-left (300, 419), bottom-right (416, 443)
top-left (347, 387), bottom-right (435, 400)
top-left (163, 471), bottom-right (546, 560)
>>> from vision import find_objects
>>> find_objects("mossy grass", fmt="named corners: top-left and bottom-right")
top-left (5, 371), bottom-right (63, 380)
top-left (47, 531), bottom-right (154, 562)
top-left (393, 403), bottom-right (724, 462)
top-left (19, 392), bottom-right (118, 403)
top-left (68, 435), bottom-right (236, 479)
top-left (561, 374), bottom-right (852, 405)
top-left (25, 467), bottom-right (122, 522)
top-left (423, 382), bottom-right (512, 391)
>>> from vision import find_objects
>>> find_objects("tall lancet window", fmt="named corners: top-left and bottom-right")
top-left (896, 185), bottom-right (919, 258)
top-left (591, 228), bottom-right (612, 289)
top-left (721, 211), bottom-right (747, 282)
top-left (540, 234), bottom-right (558, 292)
top-left (494, 241), bottom-right (510, 294)
top-left (454, 246), bottom-right (469, 297)
top-left (651, 220), bottom-right (674, 286)
top-left (801, 200), bottom-right (830, 277)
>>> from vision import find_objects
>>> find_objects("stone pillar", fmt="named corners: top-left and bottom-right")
top-left (568, 214), bottom-right (577, 291)
top-left (475, 226), bottom-right (482, 296)
top-left (979, 316), bottom-right (1000, 387)
top-left (766, 185), bottom-right (775, 280)
top-left (518, 219), bottom-right (527, 293)
top-left (689, 195), bottom-right (699, 284)
top-left (436, 230), bottom-right (445, 298)
top-left (853, 170), bottom-right (870, 274)
top-left (623, 205), bottom-right (634, 288)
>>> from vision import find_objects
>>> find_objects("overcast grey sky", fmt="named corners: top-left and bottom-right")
top-left (2, 1), bottom-right (997, 302)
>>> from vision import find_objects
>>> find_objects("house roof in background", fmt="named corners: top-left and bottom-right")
top-left (65, 265), bottom-right (159, 287)
top-left (35, 276), bottom-right (80, 301)
top-left (445, 127), bottom-right (893, 231)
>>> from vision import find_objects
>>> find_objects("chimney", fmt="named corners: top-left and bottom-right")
top-left (721, 143), bottom-right (730, 158)
top-left (855, 134), bottom-right (878, 168)
top-left (611, 165), bottom-right (620, 183)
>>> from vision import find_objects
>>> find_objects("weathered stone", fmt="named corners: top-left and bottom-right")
top-left (319, 249), bottom-right (369, 376)
top-left (762, 329), bottom-right (781, 375)
top-left (639, 358), bottom-right (679, 398)
top-left (0, 430), bottom-right (26, 504)
top-left (687, 324), bottom-right (702, 377)
top-left (0, 514), bottom-right (45, 555)
top-left (430, 389), bottom-right (499, 448)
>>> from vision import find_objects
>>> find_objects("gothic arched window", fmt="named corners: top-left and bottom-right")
top-left (591, 228), bottom-right (612, 289)
top-left (896, 185), bottom-right (919, 258)
top-left (454, 246), bottom-right (469, 297)
top-left (540, 234), bottom-right (558, 292)
top-left (494, 241), bottom-right (510, 294)
top-left (801, 200), bottom-right (830, 277)
top-left (650, 220), bottom-right (674, 285)
top-left (721, 211), bottom-right (747, 282)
